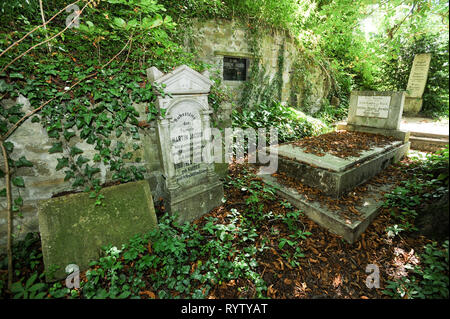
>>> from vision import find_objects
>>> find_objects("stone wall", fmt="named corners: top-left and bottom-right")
top-left (186, 19), bottom-right (331, 111)
top-left (0, 95), bottom-right (163, 252)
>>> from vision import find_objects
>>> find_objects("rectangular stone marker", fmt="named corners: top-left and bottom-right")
top-left (406, 53), bottom-right (432, 98)
top-left (149, 65), bottom-right (224, 224)
top-left (404, 53), bottom-right (431, 114)
top-left (38, 180), bottom-right (158, 281)
top-left (347, 91), bottom-right (405, 131)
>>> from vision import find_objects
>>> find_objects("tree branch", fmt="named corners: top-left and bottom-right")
top-left (0, 0), bottom-right (81, 59)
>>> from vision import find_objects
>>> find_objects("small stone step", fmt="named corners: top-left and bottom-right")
top-left (410, 136), bottom-right (449, 152)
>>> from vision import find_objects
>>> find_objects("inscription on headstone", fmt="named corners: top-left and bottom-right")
top-left (406, 53), bottom-right (431, 98)
top-left (347, 91), bottom-right (405, 130)
top-left (356, 95), bottom-right (391, 118)
top-left (149, 65), bottom-right (224, 223)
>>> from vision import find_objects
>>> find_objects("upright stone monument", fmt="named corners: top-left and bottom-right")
top-left (404, 53), bottom-right (432, 114)
top-left (148, 65), bottom-right (224, 223)
top-left (338, 91), bottom-right (409, 142)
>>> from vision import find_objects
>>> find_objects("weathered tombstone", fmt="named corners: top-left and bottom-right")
top-left (404, 53), bottom-right (432, 114)
top-left (149, 65), bottom-right (224, 223)
top-left (338, 91), bottom-right (409, 142)
top-left (38, 180), bottom-right (158, 281)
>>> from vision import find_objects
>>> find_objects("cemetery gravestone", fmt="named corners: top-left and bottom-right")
top-left (261, 90), bottom-right (411, 243)
top-left (38, 180), bottom-right (158, 281)
top-left (338, 91), bottom-right (409, 142)
top-left (149, 65), bottom-right (224, 224)
top-left (404, 53), bottom-right (432, 114)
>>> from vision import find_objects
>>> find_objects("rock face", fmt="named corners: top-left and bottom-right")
top-left (38, 180), bottom-right (158, 281)
top-left (187, 18), bottom-right (330, 110)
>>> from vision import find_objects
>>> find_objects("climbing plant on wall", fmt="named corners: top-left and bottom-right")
top-left (0, 0), bottom-right (208, 290)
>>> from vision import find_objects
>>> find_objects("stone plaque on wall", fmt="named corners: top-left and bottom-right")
top-left (148, 65), bottom-right (224, 223)
top-left (406, 53), bottom-right (431, 98)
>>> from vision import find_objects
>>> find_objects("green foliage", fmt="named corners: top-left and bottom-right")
top-left (383, 241), bottom-right (449, 299)
top-left (383, 146), bottom-right (449, 232)
top-left (10, 273), bottom-right (47, 299)
top-left (232, 99), bottom-right (326, 144)
top-left (378, 32), bottom-right (449, 118)
top-left (0, 0), bottom-right (212, 210)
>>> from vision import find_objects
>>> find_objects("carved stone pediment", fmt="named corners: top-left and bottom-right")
top-left (151, 65), bottom-right (213, 95)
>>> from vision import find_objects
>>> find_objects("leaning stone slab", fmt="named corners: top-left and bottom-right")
top-left (38, 180), bottom-right (158, 281)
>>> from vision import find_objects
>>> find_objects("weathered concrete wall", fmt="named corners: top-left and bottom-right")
top-left (186, 19), bottom-right (330, 111)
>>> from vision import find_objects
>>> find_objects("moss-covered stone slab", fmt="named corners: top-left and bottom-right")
top-left (38, 180), bottom-right (157, 281)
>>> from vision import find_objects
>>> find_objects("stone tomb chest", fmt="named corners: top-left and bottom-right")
top-left (148, 65), bottom-right (224, 223)
top-left (261, 90), bottom-right (411, 243)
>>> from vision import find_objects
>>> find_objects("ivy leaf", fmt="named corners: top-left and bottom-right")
top-left (63, 130), bottom-right (76, 141)
top-left (14, 196), bottom-right (23, 206)
top-left (47, 130), bottom-right (60, 139)
top-left (84, 112), bottom-right (94, 126)
top-left (76, 155), bottom-right (89, 167)
top-left (48, 142), bottom-right (63, 153)
top-left (12, 176), bottom-right (25, 187)
top-left (31, 116), bottom-right (40, 123)
top-left (70, 146), bottom-right (83, 156)
top-left (15, 156), bottom-right (33, 168)
top-left (72, 176), bottom-right (85, 188)
top-left (56, 157), bottom-right (69, 171)
top-left (117, 110), bottom-right (128, 123)
top-left (4, 141), bottom-right (14, 153)
top-left (84, 164), bottom-right (100, 179)
top-left (0, 188), bottom-right (6, 197)
top-left (64, 170), bottom-right (75, 181)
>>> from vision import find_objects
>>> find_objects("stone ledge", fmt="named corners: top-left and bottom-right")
top-left (260, 174), bottom-right (392, 244)
top-left (336, 123), bottom-right (410, 143)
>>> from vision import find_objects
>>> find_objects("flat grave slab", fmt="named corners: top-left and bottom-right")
top-left (273, 139), bottom-right (403, 173)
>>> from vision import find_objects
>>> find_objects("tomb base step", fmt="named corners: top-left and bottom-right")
top-left (260, 174), bottom-right (392, 244)
top-left (277, 142), bottom-right (410, 198)
top-left (166, 180), bottom-right (224, 224)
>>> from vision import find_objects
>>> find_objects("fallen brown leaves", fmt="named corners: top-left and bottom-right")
top-left (291, 130), bottom-right (397, 158)
top-left (202, 161), bottom-right (432, 299)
